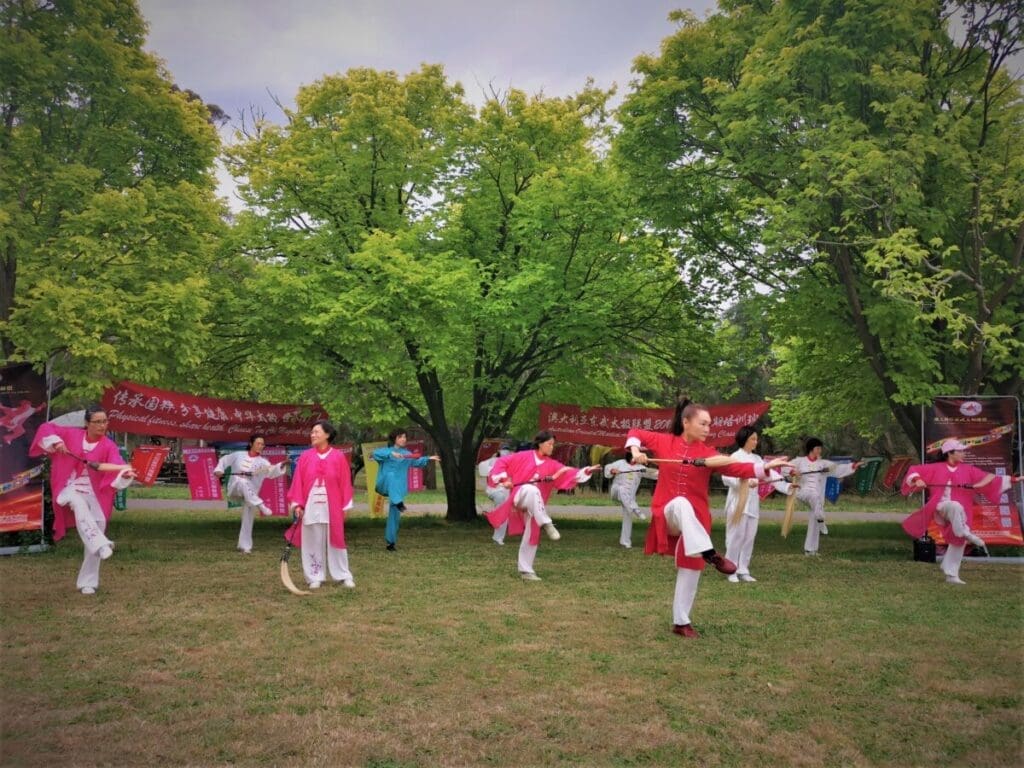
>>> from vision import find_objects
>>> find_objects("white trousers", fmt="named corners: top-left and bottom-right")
top-left (513, 485), bottom-right (553, 574)
top-left (486, 486), bottom-right (510, 544)
top-left (612, 484), bottom-right (641, 547)
top-left (228, 477), bottom-right (271, 552)
top-left (299, 522), bottom-right (352, 585)
top-left (936, 501), bottom-right (984, 581)
top-left (672, 566), bottom-right (702, 626)
top-left (664, 497), bottom-right (713, 557)
top-left (725, 514), bottom-right (758, 576)
top-left (57, 485), bottom-right (113, 591)
top-left (666, 497), bottom-right (714, 626)
top-left (798, 490), bottom-right (825, 553)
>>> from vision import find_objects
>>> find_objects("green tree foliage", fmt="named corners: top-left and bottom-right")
top-left (224, 67), bottom-right (703, 520)
top-left (0, 0), bottom-right (226, 400)
top-left (616, 0), bottom-right (1024, 450)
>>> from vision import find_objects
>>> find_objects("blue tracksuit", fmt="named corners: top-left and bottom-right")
top-left (372, 446), bottom-right (431, 546)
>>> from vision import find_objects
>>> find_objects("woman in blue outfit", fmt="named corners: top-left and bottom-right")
top-left (372, 429), bottom-right (439, 550)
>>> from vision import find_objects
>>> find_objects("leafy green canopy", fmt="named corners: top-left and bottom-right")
top-left (616, 0), bottom-right (1023, 449)
top-left (224, 67), bottom-right (705, 519)
top-left (1, 0), bottom-right (226, 400)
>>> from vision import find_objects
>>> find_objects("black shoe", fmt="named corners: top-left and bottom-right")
top-left (385, 542), bottom-right (396, 551)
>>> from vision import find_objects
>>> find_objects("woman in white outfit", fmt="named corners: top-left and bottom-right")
top-left (787, 438), bottom-right (857, 555)
top-left (603, 455), bottom-right (651, 548)
top-left (723, 426), bottom-right (786, 582)
top-left (214, 434), bottom-right (289, 553)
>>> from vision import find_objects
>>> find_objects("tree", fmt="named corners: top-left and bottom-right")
top-left (616, 0), bottom-right (1024, 450)
top-left (223, 68), bottom-right (704, 521)
top-left (0, 0), bottom-right (226, 400)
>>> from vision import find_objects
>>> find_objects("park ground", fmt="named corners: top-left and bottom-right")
top-left (1, 491), bottom-right (1022, 767)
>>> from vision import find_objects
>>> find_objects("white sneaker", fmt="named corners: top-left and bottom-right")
top-left (493, 538), bottom-right (505, 546)
top-left (543, 523), bottom-right (561, 541)
top-left (308, 581), bottom-right (322, 589)
top-left (259, 505), bottom-right (273, 517)
top-left (98, 544), bottom-right (114, 560)
top-left (945, 575), bottom-right (966, 585)
top-left (80, 587), bottom-right (96, 595)
top-left (820, 524), bottom-right (829, 535)
top-left (341, 579), bottom-right (355, 589)
top-left (804, 550), bottom-right (819, 556)
top-left (739, 574), bottom-right (757, 583)
top-left (239, 548), bottom-right (252, 555)
top-left (637, 513), bottom-right (648, 521)
top-left (727, 574), bottom-right (739, 583)
top-left (520, 572), bottom-right (542, 581)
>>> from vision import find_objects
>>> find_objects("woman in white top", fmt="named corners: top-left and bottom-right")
top-left (214, 434), bottom-right (289, 553)
top-left (723, 426), bottom-right (786, 582)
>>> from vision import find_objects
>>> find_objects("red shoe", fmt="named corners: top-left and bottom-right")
top-left (705, 553), bottom-right (737, 575)
top-left (672, 624), bottom-right (699, 638)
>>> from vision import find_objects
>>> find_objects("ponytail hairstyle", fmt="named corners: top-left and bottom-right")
top-left (804, 437), bottom-right (823, 456)
top-left (670, 396), bottom-right (708, 436)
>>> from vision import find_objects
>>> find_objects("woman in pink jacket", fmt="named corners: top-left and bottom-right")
top-left (29, 406), bottom-right (135, 595)
top-left (902, 438), bottom-right (1021, 585)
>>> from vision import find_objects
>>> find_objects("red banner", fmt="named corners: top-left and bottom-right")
top-left (101, 381), bottom-right (328, 444)
top-left (0, 363), bottom-right (48, 535)
top-left (258, 447), bottom-right (288, 516)
top-left (131, 444), bottom-right (170, 486)
top-left (183, 447), bottom-right (222, 501)
top-left (406, 441), bottom-right (425, 492)
top-left (924, 397), bottom-right (1021, 546)
top-left (539, 402), bottom-right (771, 448)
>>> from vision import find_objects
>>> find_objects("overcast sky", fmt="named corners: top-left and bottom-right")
top-left (135, 1), bottom-right (717, 207)
top-left (137, 0), bottom-right (717, 120)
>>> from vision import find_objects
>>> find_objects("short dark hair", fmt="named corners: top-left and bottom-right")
top-left (84, 404), bottom-right (106, 425)
top-left (387, 428), bottom-right (406, 446)
top-left (804, 437), bottom-right (823, 455)
top-left (532, 431), bottom-right (555, 448)
top-left (735, 425), bottom-right (758, 449)
top-left (314, 420), bottom-right (337, 444)
top-left (248, 434), bottom-right (265, 449)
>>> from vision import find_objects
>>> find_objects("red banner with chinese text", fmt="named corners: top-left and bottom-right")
top-left (183, 447), bottom-right (221, 501)
top-left (0, 363), bottom-right (48, 535)
top-left (101, 381), bottom-right (328, 444)
top-left (130, 445), bottom-right (170, 486)
top-left (923, 397), bottom-right (1021, 546)
top-left (539, 402), bottom-right (771, 448)
top-left (406, 441), bottom-right (425, 492)
top-left (258, 447), bottom-right (289, 516)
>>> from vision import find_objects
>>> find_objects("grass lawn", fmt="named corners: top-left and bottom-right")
top-left (128, 481), bottom-right (915, 513)
top-left (1, 510), bottom-right (1020, 767)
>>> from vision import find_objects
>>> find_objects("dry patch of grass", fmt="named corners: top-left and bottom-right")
top-left (1, 509), bottom-right (1021, 767)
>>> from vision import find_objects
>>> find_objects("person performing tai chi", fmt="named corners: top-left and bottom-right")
top-left (372, 429), bottom-right (440, 551)
top-left (722, 425), bottom-right (786, 583)
top-left (901, 438), bottom-right (1022, 585)
top-left (626, 398), bottom-right (791, 638)
top-left (603, 453), bottom-right (653, 548)
top-left (214, 434), bottom-right (289, 554)
top-left (487, 431), bottom-right (599, 581)
top-left (287, 420), bottom-right (355, 590)
top-left (29, 406), bottom-right (136, 595)
top-left (478, 444), bottom-right (513, 545)
top-left (785, 438), bottom-right (858, 556)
